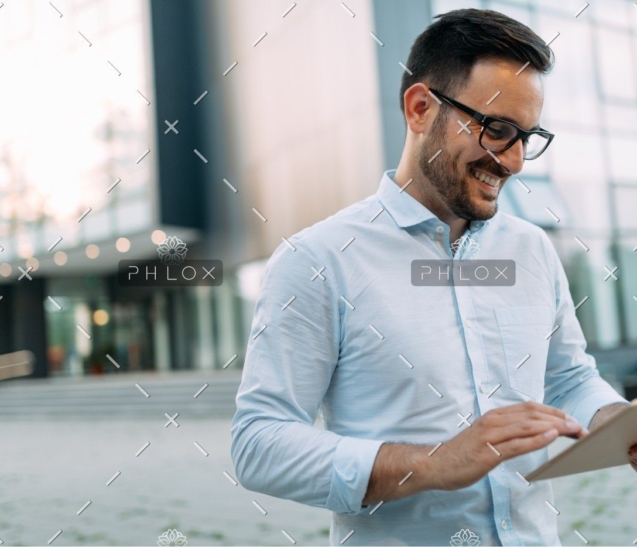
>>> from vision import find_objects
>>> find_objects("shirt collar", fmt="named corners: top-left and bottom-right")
top-left (375, 168), bottom-right (494, 234)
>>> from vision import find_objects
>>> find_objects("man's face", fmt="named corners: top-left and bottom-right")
top-left (418, 58), bottom-right (544, 221)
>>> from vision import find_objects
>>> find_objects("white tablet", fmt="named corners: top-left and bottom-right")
top-left (527, 404), bottom-right (637, 481)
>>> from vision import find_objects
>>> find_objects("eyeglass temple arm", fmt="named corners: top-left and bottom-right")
top-left (431, 89), bottom-right (552, 138)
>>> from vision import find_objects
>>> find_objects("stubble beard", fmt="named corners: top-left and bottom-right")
top-left (417, 110), bottom-right (499, 222)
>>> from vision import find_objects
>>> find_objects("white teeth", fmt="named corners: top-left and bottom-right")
top-left (472, 170), bottom-right (500, 187)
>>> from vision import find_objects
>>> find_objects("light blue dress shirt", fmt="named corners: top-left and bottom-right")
top-left (230, 169), bottom-right (629, 546)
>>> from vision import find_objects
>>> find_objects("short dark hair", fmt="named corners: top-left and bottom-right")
top-left (399, 8), bottom-right (554, 117)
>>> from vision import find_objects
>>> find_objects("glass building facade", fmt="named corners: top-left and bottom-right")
top-left (374, 0), bottom-right (637, 358)
top-left (0, 0), bottom-right (240, 377)
top-left (0, 0), bottom-right (155, 262)
top-left (0, 0), bottom-right (635, 383)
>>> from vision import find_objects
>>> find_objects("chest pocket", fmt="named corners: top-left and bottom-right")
top-left (494, 305), bottom-right (555, 402)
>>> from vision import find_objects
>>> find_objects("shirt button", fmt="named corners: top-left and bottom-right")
top-left (435, 225), bottom-right (445, 234)
top-left (480, 383), bottom-right (489, 394)
top-left (466, 318), bottom-right (472, 328)
top-left (501, 519), bottom-right (508, 530)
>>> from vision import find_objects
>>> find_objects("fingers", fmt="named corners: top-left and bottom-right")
top-left (564, 426), bottom-right (589, 440)
top-left (480, 404), bottom-right (585, 438)
top-left (458, 403), bottom-right (590, 472)
top-left (487, 401), bottom-right (571, 422)
top-left (486, 416), bottom-right (583, 447)
top-left (493, 428), bottom-right (560, 459)
top-left (571, 427), bottom-right (589, 440)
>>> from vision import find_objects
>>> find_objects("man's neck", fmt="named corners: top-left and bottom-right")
top-left (392, 167), bottom-right (469, 244)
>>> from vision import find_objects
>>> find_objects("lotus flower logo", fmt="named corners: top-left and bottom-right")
top-left (157, 528), bottom-right (187, 546)
top-left (157, 236), bottom-right (188, 265)
top-left (451, 235), bottom-right (480, 258)
top-left (450, 528), bottom-right (480, 546)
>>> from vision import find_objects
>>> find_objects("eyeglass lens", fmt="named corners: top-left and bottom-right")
top-left (481, 120), bottom-right (549, 160)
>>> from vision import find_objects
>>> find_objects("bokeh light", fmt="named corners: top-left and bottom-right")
top-left (116, 237), bottom-right (131, 252)
top-left (151, 230), bottom-right (166, 245)
top-left (86, 244), bottom-right (100, 259)
top-left (54, 251), bottom-right (67, 266)
top-left (26, 257), bottom-right (39, 272)
top-left (93, 309), bottom-right (109, 326)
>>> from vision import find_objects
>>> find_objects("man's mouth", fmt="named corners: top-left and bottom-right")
top-left (470, 168), bottom-right (501, 188)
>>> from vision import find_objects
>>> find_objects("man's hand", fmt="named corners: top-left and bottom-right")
top-left (428, 401), bottom-right (587, 491)
top-left (589, 400), bottom-right (637, 472)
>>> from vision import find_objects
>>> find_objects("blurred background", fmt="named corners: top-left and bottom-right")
top-left (0, 0), bottom-right (636, 545)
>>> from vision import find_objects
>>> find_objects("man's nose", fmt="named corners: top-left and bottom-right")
top-left (497, 138), bottom-right (525, 175)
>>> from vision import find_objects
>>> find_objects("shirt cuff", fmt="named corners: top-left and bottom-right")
top-left (569, 390), bottom-right (631, 430)
top-left (325, 436), bottom-right (385, 515)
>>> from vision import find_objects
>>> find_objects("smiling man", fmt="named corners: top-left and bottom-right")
top-left (230, 8), bottom-right (635, 546)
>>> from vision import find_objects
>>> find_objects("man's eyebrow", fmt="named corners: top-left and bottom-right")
top-left (490, 113), bottom-right (541, 131)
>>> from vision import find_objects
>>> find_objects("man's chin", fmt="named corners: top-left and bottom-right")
top-left (459, 198), bottom-right (498, 222)
top-left (475, 203), bottom-right (498, 221)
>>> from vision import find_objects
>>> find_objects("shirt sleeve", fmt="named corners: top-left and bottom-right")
top-left (230, 236), bottom-right (385, 515)
top-left (541, 231), bottom-right (630, 429)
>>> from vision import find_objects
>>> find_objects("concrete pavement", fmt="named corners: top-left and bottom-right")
top-left (0, 371), bottom-right (635, 545)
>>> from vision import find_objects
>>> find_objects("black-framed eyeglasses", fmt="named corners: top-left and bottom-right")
top-left (428, 88), bottom-right (554, 161)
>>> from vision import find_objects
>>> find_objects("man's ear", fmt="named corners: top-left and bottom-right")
top-left (403, 83), bottom-right (439, 134)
